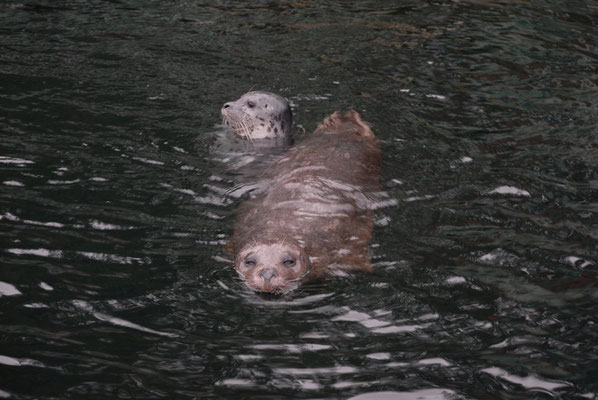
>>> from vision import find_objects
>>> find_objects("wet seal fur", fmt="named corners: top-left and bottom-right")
top-left (221, 91), bottom-right (293, 146)
top-left (225, 111), bottom-right (380, 294)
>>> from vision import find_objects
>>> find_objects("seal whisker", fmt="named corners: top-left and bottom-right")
top-left (240, 118), bottom-right (253, 143)
top-left (235, 119), bottom-right (245, 138)
top-left (231, 117), bottom-right (252, 143)
top-left (239, 118), bottom-right (247, 137)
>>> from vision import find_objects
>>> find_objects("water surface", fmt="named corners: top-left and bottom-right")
top-left (1, 1), bottom-right (597, 399)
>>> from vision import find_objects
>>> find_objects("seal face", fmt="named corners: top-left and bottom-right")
top-left (221, 91), bottom-right (293, 144)
top-left (235, 241), bottom-right (310, 294)
top-left (226, 111), bottom-right (381, 294)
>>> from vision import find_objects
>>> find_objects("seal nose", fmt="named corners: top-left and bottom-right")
top-left (259, 268), bottom-right (277, 282)
top-left (222, 102), bottom-right (231, 109)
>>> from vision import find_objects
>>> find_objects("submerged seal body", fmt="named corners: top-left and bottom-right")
top-left (221, 91), bottom-right (293, 145)
top-left (226, 111), bottom-right (380, 294)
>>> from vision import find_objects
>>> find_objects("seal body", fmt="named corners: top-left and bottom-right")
top-left (221, 91), bottom-right (293, 145)
top-left (227, 111), bottom-right (380, 294)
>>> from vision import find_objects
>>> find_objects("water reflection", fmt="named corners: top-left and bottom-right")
top-left (1, 0), bottom-right (597, 399)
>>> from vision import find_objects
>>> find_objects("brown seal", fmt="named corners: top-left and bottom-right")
top-left (225, 110), bottom-right (380, 294)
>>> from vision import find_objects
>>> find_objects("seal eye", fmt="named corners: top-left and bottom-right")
top-left (244, 259), bottom-right (256, 268)
top-left (283, 258), bottom-right (296, 268)
top-left (247, 101), bottom-right (256, 108)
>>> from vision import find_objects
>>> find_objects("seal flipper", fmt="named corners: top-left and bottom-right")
top-left (313, 110), bottom-right (375, 139)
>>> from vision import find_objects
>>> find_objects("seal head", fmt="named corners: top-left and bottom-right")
top-left (221, 91), bottom-right (292, 144)
top-left (235, 240), bottom-right (310, 294)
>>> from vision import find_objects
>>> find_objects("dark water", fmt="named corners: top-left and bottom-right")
top-left (1, 1), bottom-right (597, 399)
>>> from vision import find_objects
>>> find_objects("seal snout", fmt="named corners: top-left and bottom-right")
top-left (259, 268), bottom-right (278, 282)
top-left (221, 102), bottom-right (232, 116)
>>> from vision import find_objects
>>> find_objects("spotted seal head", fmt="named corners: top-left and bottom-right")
top-left (221, 91), bottom-right (293, 144)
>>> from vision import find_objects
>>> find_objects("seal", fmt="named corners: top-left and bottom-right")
top-left (221, 91), bottom-right (293, 145)
top-left (226, 110), bottom-right (381, 294)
